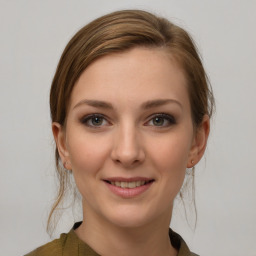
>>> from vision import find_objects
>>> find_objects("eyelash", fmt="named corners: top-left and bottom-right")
top-left (80, 114), bottom-right (110, 128)
top-left (145, 113), bottom-right (176, 127)
top-left (80, 113), bottom-right (176, 128)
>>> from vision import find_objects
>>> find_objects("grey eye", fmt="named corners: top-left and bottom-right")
top-left (81, 114), bottom-right (109, 127)
top-left (152, 117), bottom-right (165, 126)
top-left (146, 114), bottom-right (176, 127)
top-left (90, 116), bottom-right (104, 126)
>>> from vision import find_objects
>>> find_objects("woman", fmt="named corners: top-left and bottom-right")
top-left (26, 9), bottom-right (214, 256)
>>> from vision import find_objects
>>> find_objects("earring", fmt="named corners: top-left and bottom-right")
top-left (191, 160), bottom-right (194, 165)
top-left (63, 161), bottom-right (71, 171)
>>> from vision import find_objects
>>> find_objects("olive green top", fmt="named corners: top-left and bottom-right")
top-left (25, 222), bottom-right (198, 256)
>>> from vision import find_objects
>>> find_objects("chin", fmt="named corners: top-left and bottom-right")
top-left (103, 206), bottom-right (159, 229)
top-left (110, 216), bottom-right (150, 229)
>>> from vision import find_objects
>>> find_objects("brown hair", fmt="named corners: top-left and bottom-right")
top-left (48, 9), bottom-right (215, 233)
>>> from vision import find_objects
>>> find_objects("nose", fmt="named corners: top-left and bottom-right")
top-left (111, 124), bottom-right (145, 168)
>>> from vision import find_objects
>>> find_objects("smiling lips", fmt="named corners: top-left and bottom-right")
top-left (104, 178), bottom-right (154, 198)
top-left (110, 180), bottom-right (150, 188)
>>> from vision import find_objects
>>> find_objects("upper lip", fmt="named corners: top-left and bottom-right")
top-left (103, 177), bottom-right (154, 182)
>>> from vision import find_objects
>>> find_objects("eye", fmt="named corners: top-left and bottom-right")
top-left (81, 114), bottom-right (110, 127)
top-left (146, 114), bottom-right (176, 127)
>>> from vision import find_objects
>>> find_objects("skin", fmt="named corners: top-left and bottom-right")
top-left (53, 47), bottom-right (209, 256)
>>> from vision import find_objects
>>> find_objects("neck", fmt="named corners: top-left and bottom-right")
top-left (75, 204), bottom-right (177, 256)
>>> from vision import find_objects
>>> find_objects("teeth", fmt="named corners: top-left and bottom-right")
top-left (128, 182), bottom-right (135, 188)
top-left (121, 182), bottom-right (126, 188)
top-left (110, 180), bottom-right (149, 188)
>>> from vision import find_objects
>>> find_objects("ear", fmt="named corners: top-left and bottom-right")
top-left (52, 122), bottom-right (72, 170)
top-left (187, 115), bottom-right (210, 168)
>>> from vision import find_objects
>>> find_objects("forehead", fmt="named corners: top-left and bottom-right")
top-left (70, 47), bottom-right (190, 110)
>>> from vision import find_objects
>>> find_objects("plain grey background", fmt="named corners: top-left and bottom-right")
top-left (1, 1), bottom-right (256, 255)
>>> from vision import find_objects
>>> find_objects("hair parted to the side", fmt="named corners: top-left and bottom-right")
top-left (48, 9), bottom-right (215, 234)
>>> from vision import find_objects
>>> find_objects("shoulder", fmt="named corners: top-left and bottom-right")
top-left (24, 233), bottom-right (68, 256)
top-left (169, 229), bottom-right (199, 256)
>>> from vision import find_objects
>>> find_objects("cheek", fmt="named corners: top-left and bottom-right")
top-left (148, 130), bottom-right (193, 183)
top-left (66, 132), bottom-right (112, 199)
top-left (66, 131), bottom-right (111, 176)
top-left (152, 137), bottom-right (191, 167)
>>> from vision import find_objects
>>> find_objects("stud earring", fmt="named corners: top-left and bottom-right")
top-left (191, 160), bottom-right (194, 164)
top-left (63, 161), bottom-right (71, 171)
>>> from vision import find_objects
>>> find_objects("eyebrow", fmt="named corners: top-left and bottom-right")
top-left (73, 98), bottom-right (182, 110)
top-left (73, 99), bottom-right (114, 110)
top-left (141, 99), bottom-right (183, 109)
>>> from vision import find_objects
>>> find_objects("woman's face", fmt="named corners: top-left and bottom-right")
top-left (54, 47), bottom-right (207, 228)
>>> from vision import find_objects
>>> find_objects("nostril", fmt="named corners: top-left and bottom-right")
top-left (110, 137), bottom-right (145, 167)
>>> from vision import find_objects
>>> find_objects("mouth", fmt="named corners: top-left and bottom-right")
top-left (103, 178), bottom-right (155, 198)
top-left (104, 180), bottom-right (154, 188)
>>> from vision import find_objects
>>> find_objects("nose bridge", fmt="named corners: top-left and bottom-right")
top-left (111, 120), bottom-right (144, 167)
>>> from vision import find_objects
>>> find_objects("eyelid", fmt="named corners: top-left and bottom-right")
top-left (144, 113), bottom-right (176, 127)
top-left (80, 113), bottom-right (176, 128)
top-left (80, 113), bottom-right (111, 127)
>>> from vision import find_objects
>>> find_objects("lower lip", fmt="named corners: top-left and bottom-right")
top-left (105, 181), bottom-right (153, 198)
